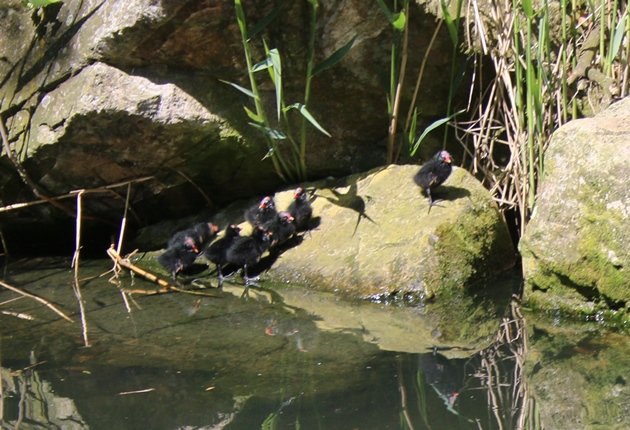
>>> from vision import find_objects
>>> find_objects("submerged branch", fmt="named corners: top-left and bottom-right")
top-left (106, 247), bottom-right (221, 298)
top-left (0, 280), bottom-right (73, 322)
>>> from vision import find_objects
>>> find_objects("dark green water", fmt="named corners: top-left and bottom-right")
top-left (1, 259), bottom-right (628, 429)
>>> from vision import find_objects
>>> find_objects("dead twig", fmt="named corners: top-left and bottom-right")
top-left (0, 114), bottom-right (76, 217)
top-left (106, 247), bottom-right (221, 298)
top-left (0, 279), bottom-right (73, 322)
top-left (71, 190), bottom-right (90, 347)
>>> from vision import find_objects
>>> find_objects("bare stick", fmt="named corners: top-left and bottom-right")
top-left (107, 247), bottom-right (220, 298)
top-left (0, 176), bottom-right (154, 214)
top-left (0, 280), bottom-right (73, 322)
top-left (107, 247), bottom-right (175, 290)
top-left (0, 114), bottom-right (75, 217)
top-left (113, 183), bottom-right (132, 312)
top-left (71, 190), bottom-right (90, 347)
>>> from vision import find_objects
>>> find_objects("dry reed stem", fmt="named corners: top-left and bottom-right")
top-left (0, 280), bottom-right (73, 322)
top-left (71, 191), bottom-right (90, 347)
top-left (0, 176), bottom-right (154, 214)
top-left (0, 115), bottom-right (75, 218)
top-left (106, 247), bottom-right (220, 298)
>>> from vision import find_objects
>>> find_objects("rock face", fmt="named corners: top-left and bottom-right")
top-left (263, 164), bottom-right (515, 299)
top-left (0, 0), bottom-right (458, 248)
top-left (520, 97), bottom-right (630, 316)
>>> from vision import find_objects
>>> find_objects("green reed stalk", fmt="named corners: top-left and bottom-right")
top-left (234, 0), bottom-right (290, 182)
top-left (441, 0), bottom-right (464, 149)
top-left (299, 0), bottom-right (319, 179)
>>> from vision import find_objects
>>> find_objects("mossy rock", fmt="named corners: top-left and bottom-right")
top-left (520, 97), bottom-right (630, 323)
top-left (265, 164), bottom-right (515, 300)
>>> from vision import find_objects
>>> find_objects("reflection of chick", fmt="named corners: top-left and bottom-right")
top-left (413, 150), bottom-right (453, 206)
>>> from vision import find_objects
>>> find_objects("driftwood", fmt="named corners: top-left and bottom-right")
top-left (0, 280), bottom-right (73, 322)
top-left (106, 247), bottom-right (221, 298)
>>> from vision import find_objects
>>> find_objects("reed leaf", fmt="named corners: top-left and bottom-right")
top-left (249, 123), bottom-right (287, 140)
top-left (220, 79), bottom-right (257, 99)
top-left (410, 110), bottom-right (464, 156)
top-left (248, 1), bottom-right (284, 41)
top-left (286, 103), bottom-right (331, 137)
top-left (312, 36), bottom-right (356, 77)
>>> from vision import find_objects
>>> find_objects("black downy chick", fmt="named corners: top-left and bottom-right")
top-left (158, 236), bottom-right (201, 280)
top-left (159, 222), bottom-right (219, 280)
top-left (245, 196), bottom-right (277, 228)
top-left (226, 227), bottom-right (272, 286)
top-left (287, 187), bottom-right (313, 231)
top-left (204, 224), bottom-right (241, 285)
top-left (413, 150), bottom-right (453, 211)
top-left (263, 211), bottom-right (296, 247)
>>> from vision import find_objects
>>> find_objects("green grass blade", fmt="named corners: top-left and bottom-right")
top-left (220, 79), bottom-right (257, 99)
top-left (611, 10), bottom-right (628, 61)
top-left (244, 105), bottom-right (263, 123)
top-left (248, 1), bottom-right (284, 41)
top-left (312, 36), bottom-right (356, 77)
top-left (375, 0), bottom-right (393, 22)
top-left (286, 103), bottom-right (331, 137)
top-left (410, 110), bottom-right (463, 156)
top-left (392, 11), bottom-right (407, 31)
top-left (252, 57), bottom-right (273, 73)
top-left (249, 123), bottom-right (287, 140)
top-left (268, 48), bottom-right (283, 120)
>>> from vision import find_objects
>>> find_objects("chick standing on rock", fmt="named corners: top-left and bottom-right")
top-left (263, 211), bottom-right (296, 247)
top-left (204, 224), bottom-right (241, 286)
top-left (226, 227), bottom-right (272, 286)
top-left (158, 222), bottom-right (219, 280)
top-left (413, 150), bottom-right (453, 210)
top-left (245, 196), bottom-right (277, 228)
top-left (288, 187), bottom-right (312, 231)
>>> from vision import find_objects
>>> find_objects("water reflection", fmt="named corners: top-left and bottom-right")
top-left (1, 260), bottom-right (628, 429)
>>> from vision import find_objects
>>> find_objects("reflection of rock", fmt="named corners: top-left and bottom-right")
top-left (525, 318), bottom-right (630, 429)
top-left (521, 97), bottom-right (630, 317)
top-left (1, 366), bottom-right (88, 429)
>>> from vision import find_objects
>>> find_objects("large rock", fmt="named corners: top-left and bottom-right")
top-left (0, 0), bottom-right (459, 247)
top-left (263, 164), bottom-right (516, 299)
top-left (520, 97), bottom-right (630, 317)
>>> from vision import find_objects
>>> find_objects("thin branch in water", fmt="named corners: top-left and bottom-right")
top-left (0, 280), bottom-right (73, 322)
top-left (71, 190), bottom-right (90, 347)
top-left (106, 247), bottom-right (220, 298)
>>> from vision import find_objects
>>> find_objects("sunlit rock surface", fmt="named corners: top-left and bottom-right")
top-left (261, 164), bottom-right (515, 299)
top-left (520, 97), bottom-right (630, 317)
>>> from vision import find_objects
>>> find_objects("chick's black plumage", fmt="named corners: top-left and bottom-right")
top-left (288, 187), bottom-right (312, 231)
top-left (159, 222), bottom-right (219, 280)
top-left (245, 196), bottom-right (277, 227)
top-left (158, 236), bottom-right (200, 280)
top-left (204, 224), bottom-right (241, 283)
top-left (263, 211), bottom-right (296, 247)
top-left (226, 227), bottom-right (272, 285)
top-left (413, 150), bottom-right (453, 206)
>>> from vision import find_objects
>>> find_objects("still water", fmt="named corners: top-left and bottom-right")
top-left (1, 259), bottom-right (628, 429)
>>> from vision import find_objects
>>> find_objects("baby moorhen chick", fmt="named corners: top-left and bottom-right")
top-left (263, 211), bottom-right (296, 247)
top-left (159, 222), bottom-right (219, 280)
top-left (204, 224), bottom-right (241, 285)
top-left (245, 196), bottom-right (277, 228)
top-left (158, 236), bottom-right (200, 280)
top-left (413, 150), bottom-right (453, 209)
top-left (226, 227), bottom-right (272, 285)
top-left (288, 187), bottom-right (312, 231)
top-left (168, 222), bottom-right (219, 253)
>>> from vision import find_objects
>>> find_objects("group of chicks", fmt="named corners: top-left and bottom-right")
top-left (157, 187), bottom-right (313, 286)
top-left (157, 149), bottom-right (453, 288)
